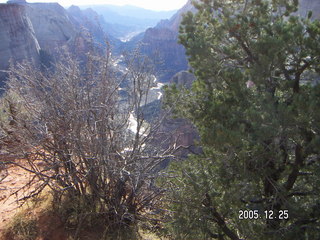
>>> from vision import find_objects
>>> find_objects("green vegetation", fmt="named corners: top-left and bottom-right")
top-left (164, 0), bottom-right (320, 239)
top-left (3, 213), bottom-right (38, 240)
top-left (2, 1), bottom-right (320, 239)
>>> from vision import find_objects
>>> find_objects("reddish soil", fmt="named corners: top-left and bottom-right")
top-left (0, 157), bottom-right (69, 240)
top-left (0, 158), bottom-right (34, 232)
top-left (0, 157), bottom-right (157, 240)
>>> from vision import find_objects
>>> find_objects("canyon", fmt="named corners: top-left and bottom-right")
top-left (0, 0), bottom-right (195, 86)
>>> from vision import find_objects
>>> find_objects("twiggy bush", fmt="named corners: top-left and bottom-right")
top-left (1, 48), bottom-right (175, 236)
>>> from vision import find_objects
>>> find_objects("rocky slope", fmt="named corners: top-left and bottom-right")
top-left (0, 3), bottom-right (40, 85)
top-left (155, 0), bottom-right (195, 32)
top-left (81, 4), bottom-right (176, 41)
top-left (0, 2), bottom-right (80, 86)
top-left (134, 0), bottom-right (195, 83)
top-left (0, 1), bottom-right (120, 86)
top-left (25, 3), bottom-right (77, 54)
top-left (141, 27), bottom-right (187, 82)
top-left (27, 3), bottom-right (122, 55)
top-left (67, 5), bottom-right (121, 48)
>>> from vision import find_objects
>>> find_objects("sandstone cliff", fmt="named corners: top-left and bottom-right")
top-left (137, 0), bottom-right (195, 82)
top-left (155, 0), bottom-right (195, 32)
top-left (67, 5), bottom-right (121, 49)
top-left (25, 3), bottom-right (77, 54)
top-left (0, 3), bottom-right (40, 85)
top-left (25, 3), bottom-right (120, 56)
top-left (0, 1), bottom-right (120, 86)
top-left (141, 27), bottom-right (187, 82)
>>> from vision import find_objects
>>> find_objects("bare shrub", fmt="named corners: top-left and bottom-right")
top-left (0, 48), bottom-right (176, 236)
top-left (3, 213), bottom-right (38, 240)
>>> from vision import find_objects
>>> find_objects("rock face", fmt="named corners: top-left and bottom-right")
top-left (67, 5), bottom-right (121, 48)
top-left (137, 0), bottom-right (195, 82)
top-left (68, 5), bottom-right (103, 43)
top-left (156, 0), bottom-right (195, 32)
top-left (0, 2), bottom-right (120, 85)
top-left (25, 3), bottom-right (77, 54)
top-left (25, 3), bottom-right (120, 56)
top-left (0, 4), bottom-right (40, 85)
top-left (0, 2), bottom-right (78, 85)
top-left (170, 70), bottom-right (195, 89)
top-left (298, 0), bottom-right (320, 19)
top-left (141, 27), bottom-right (188, 82)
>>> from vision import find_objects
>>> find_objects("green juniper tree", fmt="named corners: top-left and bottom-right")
top-left (164, 0), bottom-right (320, 239)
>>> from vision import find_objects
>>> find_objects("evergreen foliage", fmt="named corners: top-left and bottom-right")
top-left (164, 0), bottom-right (320, 239)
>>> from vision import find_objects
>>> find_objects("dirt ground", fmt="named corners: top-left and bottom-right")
top-left (0, 158), bottom-right (35, 232)
top-left (0, 158), bottom-right (161, 240)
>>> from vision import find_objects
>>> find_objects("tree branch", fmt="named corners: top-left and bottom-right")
top-left (285, 144), bottom-right (303, 191)
top-left (204, 193), bottom-right (240, 240)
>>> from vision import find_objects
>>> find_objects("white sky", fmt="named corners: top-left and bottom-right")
top-left (0, 0), bottom-right (187, 11)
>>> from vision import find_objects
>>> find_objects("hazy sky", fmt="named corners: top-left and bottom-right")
top-left (0, 0), bottom-right (187, 11)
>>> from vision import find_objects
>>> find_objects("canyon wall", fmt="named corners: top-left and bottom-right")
top-left (0, 3), bottom-right (40, 85)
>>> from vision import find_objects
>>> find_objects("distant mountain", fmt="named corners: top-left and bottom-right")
top-left (67, 5), bottom-right (121, 48)
top-left (155, 0), bottom-right (196, 32)
top-left (127, 0), bottom-right (195, 82)
top-left (0, 2), bottom-right (119, 85)
top-left (80, 4), bottom-right (177, 41)
top-left (81, 4), bottom-right (176, 22)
